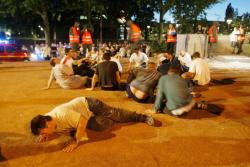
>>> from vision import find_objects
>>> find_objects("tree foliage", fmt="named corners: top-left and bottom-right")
top-left (0, 0), bottom-right (224, 43)
top-left (225, 3), bottom-right (234, 21)
top-left (171, 0), bottom-right (223, 33)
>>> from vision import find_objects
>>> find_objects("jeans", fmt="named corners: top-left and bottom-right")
top-left (126, 85), bottom-right (149, 103)
top-left (86, 97), bottom-right (147, 131)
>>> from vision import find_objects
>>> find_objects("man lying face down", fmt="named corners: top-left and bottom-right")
top-left (31, 97), bottom-right (155, 152)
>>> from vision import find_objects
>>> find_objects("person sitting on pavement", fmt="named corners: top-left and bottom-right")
top-left (110, 54), bottom-right (123, 74)
top-left (182, 52), bottom-right (211, 86)
top-left (154, 65), bottom-right (196, 116)
top-left (157, 50), bottom-right (181, 75)
top-left (128, 47), bottom-right (149, 71)
top-left (61, 50), bottom-right (94, 77)
top-left (43, 58), bottom-right (89, 90)
top-left (30, 97), bottom-right (155, 152)
top-left (87, 52), bottom-right (121, 91)
top-left (178, 50), bottom-right (192, 72)
top-left (126, 62), bottom-right (162, 103)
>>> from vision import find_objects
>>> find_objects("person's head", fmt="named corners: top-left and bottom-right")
top-left (168, 65), bottom-right (181, 75)
top-left (169, 23), bottom-right (174, 29)
top-left (164, 50), bottom-right (173, 60)
top-left (179, 50), bottom-right (185, 57)
top-left (74, 21), bottom-right (80, 27)
top-left (126, 20), bottom-right (132, 26)
top-left (30, 115), bottom-right (55, 136)
top-left (50, 57), bottom-right (60, 67)
top-left (212, 22), bottom-right (218, 27)
top-left (67, 50), bottom-right (79, 59)
top-left (191, 52), bottom-right (201, 59)
top-left (102, 52), bottom-right (111, 61)
top-left (197, 24), bottom-right (202, 29)
top-left (133, 46), bottom-right (140, 54)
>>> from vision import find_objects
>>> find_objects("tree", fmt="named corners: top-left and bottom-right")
top-left (225, 3), bottom-right (234, 21)
top-left (132, 0), bottom-right (158, 38)
top-left (171, 0), bottom-right (223, 33)
top-left (155, 0), bottom-right (176, 42)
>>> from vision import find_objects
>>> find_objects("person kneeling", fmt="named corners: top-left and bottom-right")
top-left (154, 65), bottom-right (196, 116)
top-left (126, 62), bottom-right (161, 103)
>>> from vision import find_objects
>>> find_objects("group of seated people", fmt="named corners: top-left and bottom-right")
top-left (31, 47), bottom-right (211, 152)
top-left (43, 47), bottom-right (211, 117)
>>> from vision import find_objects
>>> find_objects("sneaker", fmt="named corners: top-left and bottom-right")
top-left (190, 91), bottom-right (201, 98)
top-left (145, 116), bottom-right (155, 126)
top-left (196, 101), bottom-right (208, 110)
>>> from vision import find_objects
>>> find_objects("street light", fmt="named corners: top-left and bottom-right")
top-left (146, 25), bottom-right (150, 41)
top-left (99, 14), bottom-right (107, 45)
top-left (226, 19), bottom-right (233, 33)
top-left (117, 17), bottom-right (126, 40)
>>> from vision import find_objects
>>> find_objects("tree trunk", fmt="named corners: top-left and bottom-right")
top-left (87, 0), bottom-right (92, 28)
top-left (158, 8), bottom-right (164, 43)
top-left (40, 11), bottom-right (52, 45)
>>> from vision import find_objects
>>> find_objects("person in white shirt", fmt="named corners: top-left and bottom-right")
top-left (58, 42), bottom-right (65, 59)
top-left (178, 50), bottom-right (192, 72)
top-left (230, 27), bottom-right (239, 47)
top-left (43, 58), bottom-right (88, 90)
top-left (119, 44), bottom-right (126, 57)
top-left (128, 47), bottom-right (149, 70)
top-left (230, 27), bottom-right (241, 54)
top-left (111, 55), bottom-right (123, 73)
top-left (60, 50), bottom-right (94, 77)
top-left (43, 44), bottom-right (51, 61)
top-left (60, 50), bottom-right (77, 70)
top-left (145, 44), bottom-right (151, 57)
top-left (30, 97), bottom-right (155, 152)
top-left (182, 52), bottom-right (210, 86)
top-left (34, 44), bottom-right (43, 61)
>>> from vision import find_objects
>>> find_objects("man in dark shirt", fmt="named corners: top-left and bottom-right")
top-left (157, 50), bottom-right (181, 75)
top-left (126, 62), bottom-right (162, 103)
top-left (88, 52), bottom-right (121, 90)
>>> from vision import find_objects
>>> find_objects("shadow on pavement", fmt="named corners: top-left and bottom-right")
top-left (181, 104), bottom-right (225, 119)
top-left (210, 78), bottom-right (236, 86)
top-left (0, 122), bottom-right (144, 162)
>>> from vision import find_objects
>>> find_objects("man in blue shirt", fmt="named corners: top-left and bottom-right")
top-left (157, 50), bottom-right (181, 75)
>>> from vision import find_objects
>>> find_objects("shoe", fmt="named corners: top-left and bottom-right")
top-left (190, 92), bottom-right (201, 98)
top-left (145, 116), bottom-right (155, 126)
top-left (196, 101), bottom-right (208, 110)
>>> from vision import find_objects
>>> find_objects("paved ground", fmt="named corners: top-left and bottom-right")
top-left (0, 55), bottom-right (250, 167)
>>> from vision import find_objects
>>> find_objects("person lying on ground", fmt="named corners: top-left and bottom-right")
top-left (43, 58), bottom-right (88, 90)
top-left (126, 62), bottom-right (161, 103)
top-left (30, 97), bottom-right (155, 152)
